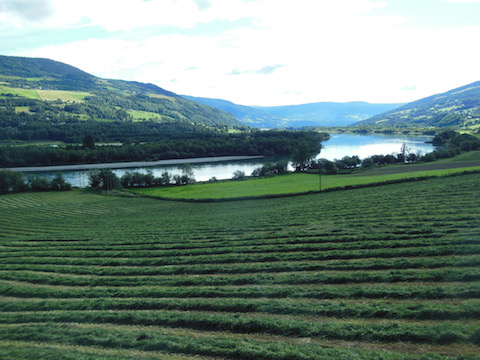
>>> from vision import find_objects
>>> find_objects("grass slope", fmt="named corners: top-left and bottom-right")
top-left (0, 174), bottom-right (479, 359)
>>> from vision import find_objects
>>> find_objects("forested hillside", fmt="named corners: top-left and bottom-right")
top-left (0, 55), bottom-right (244, 144)
top-left (356, 81), bottom-right (480, 129)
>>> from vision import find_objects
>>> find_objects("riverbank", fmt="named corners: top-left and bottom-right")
top-left (5, 156), bottom-right (265, 173)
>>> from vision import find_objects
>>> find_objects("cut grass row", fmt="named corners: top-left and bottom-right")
top-left (1, 323), bottom-right (452, 360)
top-left (0, 235), bottom-right (472, 259)
top-left (1, 228), bottom-right (461, 253)
top-left (0, 341), bottom-right (202, 360)
top-left (0, 267), bottom-right (478, 287)
top-left (1, 244), bottom-right (477, 267)
top-left (0, 226), bottom-right (445, 249)
top-left (2, 310), bottom-right (480, 346)
top-left (2, 280), bottom-right (479, 300)
top-left (1, 297), bottom-right (479, 321)
top-left (2, 255), bottom-right (478, 276)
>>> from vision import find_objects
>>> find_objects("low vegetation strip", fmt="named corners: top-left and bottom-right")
top-left (0, 174), bottom-right (479, 359)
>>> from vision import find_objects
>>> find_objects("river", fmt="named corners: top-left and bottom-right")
top-left (21, 133), bottom-right (435, 187)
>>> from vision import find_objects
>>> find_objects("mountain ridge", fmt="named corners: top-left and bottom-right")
top-left (182, 95), bottom-right (403, 128)
top-left (356, 81), bottom-right (480, 128)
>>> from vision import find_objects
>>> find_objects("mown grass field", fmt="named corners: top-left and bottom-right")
top-left (0, 173), bottom-right (479, 359)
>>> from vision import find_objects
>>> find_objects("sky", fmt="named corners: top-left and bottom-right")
top-left (1, 0), bottom-right (480, 106)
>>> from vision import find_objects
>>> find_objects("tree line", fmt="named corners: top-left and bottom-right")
top-left (0, 131), bottom-right (328, 167)
top-left (0, 170), bottom-right (71, 194)
top-left (89, 165), bottom-right (197, 191)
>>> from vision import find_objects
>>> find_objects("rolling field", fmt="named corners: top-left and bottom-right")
top-left (0, 174), bottom-right (479, 359)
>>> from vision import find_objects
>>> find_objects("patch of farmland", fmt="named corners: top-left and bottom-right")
top-left (36, 89), bottom-right (91, 102)
top-left (0, 85), bottom-right (41, 99)
top-left (0, 174), bottom-right (479, 359)
top-left (127, 109), bottom-right (164, 121)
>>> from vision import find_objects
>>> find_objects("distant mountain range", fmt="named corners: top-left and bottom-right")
top-left (182, 95), bottom-right (404, 128)
top-left (1, 55), bottom-right (479, 131)
top-left (355, 81), bottom-right (480, 128)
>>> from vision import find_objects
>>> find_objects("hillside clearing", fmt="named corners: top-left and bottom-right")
top-left (36, 89), bottom-right (91, 102)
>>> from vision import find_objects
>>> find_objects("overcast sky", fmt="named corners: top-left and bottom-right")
top-left (1, 0), bottom-right (480, 106)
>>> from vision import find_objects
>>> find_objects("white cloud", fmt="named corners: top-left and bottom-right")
top-left (7, 0), bottom-right (480, 105)
top-left (0, 0), bottom-right (56, 27)
top-left (444, 0), bottom-right (480, 3)
top-left (40, 0), bottom-right (259, 31)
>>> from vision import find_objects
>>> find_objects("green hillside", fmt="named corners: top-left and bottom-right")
top-left (0, 55), bottom-right (244, 144)
top-left (0, 174), bottom-right (479, 359)
top-left (356, 81), bottom-right (480, 129)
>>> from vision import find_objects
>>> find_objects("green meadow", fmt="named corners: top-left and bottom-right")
top-left (127, 109), bottom-right (164, 121)
top-left (36, 89), bottom-right (91, 102)
top-left (0, 172), bottom-right (479, 359)
top-left (0, 85), bottom-right (41, 99)
top-left (0, 85), bottom-right (90, 102)
top-left (131, 153), bottom-right (480, 200)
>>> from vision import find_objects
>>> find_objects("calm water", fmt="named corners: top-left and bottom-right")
top-left (35, 133), bottom-right (434, 187)
top-left (318, 133), bottom-right (434, 160)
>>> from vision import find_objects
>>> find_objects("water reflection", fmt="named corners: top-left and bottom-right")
top-left (319, 133), bottom-right (434, 160)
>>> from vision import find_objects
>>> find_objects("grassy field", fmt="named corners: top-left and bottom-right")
top-left (0, 85), bottom-right (41, 99)
top-left (0, 173), bottom-right (479, 359)
top-left (127, 109), bottom-right (164, 121)
top-left (131, 151), bottom-right (480, 200)
top-left (36, 89), bottom-right (91, 102)
top-left (0, 85), bottom-right (90, 102)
